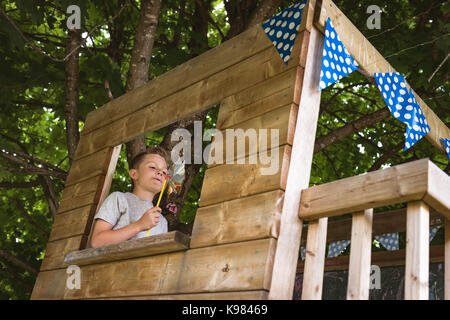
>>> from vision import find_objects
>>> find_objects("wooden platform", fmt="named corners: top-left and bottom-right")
top-left (64, 231), bottom-right (190, 266)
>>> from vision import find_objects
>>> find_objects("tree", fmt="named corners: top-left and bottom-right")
top-left (0, 0), bottom-right (448, 299)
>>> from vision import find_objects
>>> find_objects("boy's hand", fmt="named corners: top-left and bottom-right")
top-left (137, 207), bottom-right (162, 231)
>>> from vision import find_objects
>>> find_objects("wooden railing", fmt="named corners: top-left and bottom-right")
top-left (298, 158), bottom-right (450, 300)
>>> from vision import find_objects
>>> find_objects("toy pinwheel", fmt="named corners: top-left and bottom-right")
top-left (146, 158), bottom-right (185, 237)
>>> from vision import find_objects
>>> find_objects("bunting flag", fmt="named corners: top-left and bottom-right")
top-left (262, 1), bottom-right (306, 64)
top-left (441, 138), bottom-right (450, 160)
top-left (374, 72), bottom-right (430, 150)
top-left (300, 246), bottom-right (306, 261)
top-left (429, 225), bottom-right (441, 243)
top-left (374, 232), bottom-right (399, 251)
top-left (327, 240), bottom-right (350, 258)
top-left (319, 17), bottom-right (360, 90)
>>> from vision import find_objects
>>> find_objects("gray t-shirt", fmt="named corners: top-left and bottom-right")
top-left (94, 191), bottom-right (167, 239)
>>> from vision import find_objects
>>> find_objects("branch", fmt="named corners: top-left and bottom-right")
top-left (0, 180), bottom-right (40, 188)
top-left (39, 176), bottom-right (59, 220)
top-left (0, 249), bottom-right (38, 275)
top-left (0, 1), bottom-right (130, 62)
top-left (368, 141), bottom-right (404, 172)
top-left (314, 107), bottom-right (391, 153)
top-left (14, 199), bottom-right (50, 239)
top-left (0, 150), bottom-right (67, 179)
top-left (428, 52), bottom-right (450, 83)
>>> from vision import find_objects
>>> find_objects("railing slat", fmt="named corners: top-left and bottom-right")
top-left (301, 218), bottom-right (328, 300)
top-left (347, 209), bottom-right (373, 300)
top-left (405, 201), bottom-right (429, 300)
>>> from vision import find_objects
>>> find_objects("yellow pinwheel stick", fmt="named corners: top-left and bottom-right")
top-left (146, 175), bottom-right (169, 237)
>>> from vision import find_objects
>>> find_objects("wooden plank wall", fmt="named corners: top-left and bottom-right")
top-left (31, 3), bottom-right (312, 298)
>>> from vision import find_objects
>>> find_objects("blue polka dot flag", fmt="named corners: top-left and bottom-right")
top-left (374, 232), bottom-right (399, 251)
top-left (429, 225), bottom-right (441, 243)
top-left (319, 18), bottom-right (360, 90)
top-left (441, 138), bottom-right (450, 160)
top-left (374, 72), bottom-right (430, 150)
top-left (262, 1), bottom-right (306, 65)
top-left (327, 240), bottom-right (350, 258)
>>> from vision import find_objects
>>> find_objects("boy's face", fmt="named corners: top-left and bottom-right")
top-left (129, 154), bottom-right (168, 194)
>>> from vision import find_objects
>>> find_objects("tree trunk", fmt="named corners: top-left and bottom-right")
top-left (64, 29), bottom-right (81, 166)
top-left (125, 0), bottom-right (163, 166)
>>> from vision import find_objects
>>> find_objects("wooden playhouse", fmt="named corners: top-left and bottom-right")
top-left (31, 0), bottom-right (450, 300)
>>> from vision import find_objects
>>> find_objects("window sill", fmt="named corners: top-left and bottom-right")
top-left (64, 231), bottom-right (190, 266)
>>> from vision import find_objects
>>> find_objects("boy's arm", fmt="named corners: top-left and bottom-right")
top-left (90, 219), bottom-right (143, 248)
top-left (90, 206), bottom-right (162, 248)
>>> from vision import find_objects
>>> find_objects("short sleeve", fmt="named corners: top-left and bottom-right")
top-left (94, 192), bottom-right (127, 227)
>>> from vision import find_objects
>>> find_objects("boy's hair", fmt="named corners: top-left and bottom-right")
top-left (130, 146), bottom-right (171, 171)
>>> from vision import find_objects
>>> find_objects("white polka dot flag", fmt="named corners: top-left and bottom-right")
top-left (327, 240), bottom-right (350, 258)
top-left (441, 138), bottom-right (450, 160)
top-left (319, 18), bottom-right (360, 90)
top-left (262, 1), bottom-right (306, 64)
top-left (374, 232), bottom-right (399, 251)
top-left (374, 72), bottom-right (430, 151)
top-left (300, 246), bottom-right (306, 261)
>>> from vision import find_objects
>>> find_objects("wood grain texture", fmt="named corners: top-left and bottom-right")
top-left (405, 201), bottom-right (429, 300)
top-left (32, 238), bottom-right (276, 299)
top-left (64, 148), bottom-right (111, 187)
top-left (424, 160), bottom-right (450, 218)
top-left (269, 22), bottom-right (324, 299)
top-left (40, 235), bottom-right (86, 271)
top-left (301, 218), bottom-right (328, 300)
top-left (48, 205), bottom-right (95, 242)
top-left (207, 104), bottom-right (297, 170)
top-left (199, 145), bottom-right (291, 207)
top-left (296, 245), bottom-right (445, 273)
top-left (64, 231), bottom-right (190, 266)
top-left (191, 190), bottom-right (284, 248)
top-left (75, 37), bottom-right (303, 162)
top-left (300, 207), bottom-right (444, 246)
top-left (316, 0), bottom-right (450, 154)
top-left (99, 290), bottom-right (268, 300)
top-left (58, 174), bottom-right (105, 214)
top-left (299, 159), bottom-right (430, 221)
top-left (346, 209), bottom-right (373, 300)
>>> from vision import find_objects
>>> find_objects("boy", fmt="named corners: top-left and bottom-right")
top-left (90, 146), bottom-right (170, 248)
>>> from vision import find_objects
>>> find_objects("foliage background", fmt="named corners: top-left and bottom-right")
top-left (0, 0), bottom-right (448, 299)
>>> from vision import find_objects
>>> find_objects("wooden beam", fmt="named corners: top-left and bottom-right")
top-left (425, 160), bottom-right (450, 218)
top-left (64, 231), bottom-right (190, 266)
top-left (199, 145), bottom-right (291, 207)
top-left (74, 36), bottom-right (303, 162)
top-left (346, 209), bottom-right (373, 300)
top-left (32, 238), bottom-right (276, 299)
top-left (48, 205), bottom-right (94, 242)
top-left (100, 290), bottom-right (269, 300)
top-left (296, 245), bottom-right (445, 273)
top-left (301, 218), bottom-right (328, 300)
top-left (405, 201), bottom-right (429, 300)
top-left (64, 148), bottom-right (112, 187)
top-left (300, 207), bottom-right (444, 246)
top-left (269, 2), bottom-right (324, 300)
top-left (315, 0), bottom-right (450, 154)
top-left (191, 190), bottom-right (283, 249)
top-left (299, 158), bottom-right (431, 221)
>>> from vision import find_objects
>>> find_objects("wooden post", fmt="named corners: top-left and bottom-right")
top-left (405, 201), bottom-right (429, 300)
top-left (347, 209), bottom-right (373, 300)
top-left (301, 218), bottom-right (328, 300)
top-left (268, 26), bottom-right (324, 299)
top-left (445, 218), bottom-right (450, 300)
